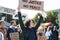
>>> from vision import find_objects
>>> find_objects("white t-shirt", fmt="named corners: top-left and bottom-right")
top-left (0, 32), bottom-right (4, 40)
top-left (45, 30), bottom-right (52, 39)
top-left (10, 26), bottom-right (17, 28)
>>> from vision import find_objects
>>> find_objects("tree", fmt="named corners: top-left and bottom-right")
top-left (33, 13), bottom-right (44, 23)
top-left (5, 14), bottom-right (12, 23)
top-left (46, 10), bottom-right (59, 29)
top-left (33, 13), bottom-right (41, 22)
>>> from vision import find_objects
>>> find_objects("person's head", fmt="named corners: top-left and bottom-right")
top-left (47, 26), bottom-right (51, 31)
top-left (37, 26), bottom-right (44, 33)
top-left (0, 21), bottom-right (5, 27)
top-left (25, 19), bottom-right (35, 28)
top-left (53, 26), bottom-right (57, 31)
top-left (11, 20), bottom-right (16, 26)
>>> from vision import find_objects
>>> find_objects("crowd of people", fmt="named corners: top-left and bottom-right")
top-left (0, 6), bottom-right (59, 40)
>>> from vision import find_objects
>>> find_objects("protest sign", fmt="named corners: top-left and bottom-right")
top-left (19, 0), bottom-right (44, 11)
top-left (38, 36), bottom-right (47, 40)
top-left (10, 32), bottom-right (19, 40)
top-left (0, 6), bottom-right (15, 15)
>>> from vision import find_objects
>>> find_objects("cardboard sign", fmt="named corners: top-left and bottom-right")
top-left (19, 0), bottom-right (44, 11)
top-left (38, 36), bottom-right (47, 40)
top-left (10, 32), bottom-right (19, 40)
top-left (0, 6), bottom-right (15, 15)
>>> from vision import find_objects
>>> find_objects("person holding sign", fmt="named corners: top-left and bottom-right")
top-left (0, 21), bottom-right (7, 40)
top-left (17, 6), bottom-right (43, 40)
top-left (7, 20), bottom-right (18, 40)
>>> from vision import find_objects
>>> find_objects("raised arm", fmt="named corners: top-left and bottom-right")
top-left (17, 7), bottom-right (26, 31)
top-left (34, 14), bottom-right (43, 30)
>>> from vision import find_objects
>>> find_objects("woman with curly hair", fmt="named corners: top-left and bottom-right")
top-left (17, 6), bottom-right (43, 40)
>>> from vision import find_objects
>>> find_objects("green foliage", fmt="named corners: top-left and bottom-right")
top-left (46, 10), bottom-right (59, 29)
top-left (33, 13), bottom-right (41, 22)
top-left (46, 10), bottom-right (58, 23)
top-left (33, 13), bottom-right (44, 23)
top-left (0, 12), bottom-right (12, 23)
top-left (5, 14), bottom-right (12, 23)
top-left (0, 13), bottom-right (6, 20)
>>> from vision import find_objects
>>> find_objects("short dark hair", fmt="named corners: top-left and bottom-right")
top-left (10, 20), bottom-right (16, 25)
top-left (25, 20), bottom-right (35, 27)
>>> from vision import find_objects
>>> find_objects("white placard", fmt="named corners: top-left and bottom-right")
top-left (0, 6), bottom-right (15, 15)
top-left (19, 0), bottom-right (44, 11)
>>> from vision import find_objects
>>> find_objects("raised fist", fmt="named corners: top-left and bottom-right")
top-left (17, 6), bottom-right (20, 12)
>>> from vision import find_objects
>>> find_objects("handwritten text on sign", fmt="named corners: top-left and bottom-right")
top-left (19, 0), bottom-right (44, 11)
top-left (10, 32), bottom-right (19, 40)
top-left (0, 6), bottom-right (15, 15)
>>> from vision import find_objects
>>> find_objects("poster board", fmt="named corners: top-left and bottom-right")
top-left (0, 6), bottom-right (15, 15)
top-left (19, 0), bottom-right (44, 11)
top-left (10, 32), bottom-right (19, 40)
top-left (38, 36), bottom-right (47, 40)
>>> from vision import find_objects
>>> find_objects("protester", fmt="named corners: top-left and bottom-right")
top-left (0, 32), bottom-right (4, 40)
top-left (37, 26), bottom-right (44, 36)
top-left (37, 26), bottom-right (45, 40)
top-left (52, 26), bottom-right (58, 40)
top-left (17, 6), bottom-right (43, 40)
top-left (7, 20), bottom-right (18, 40)
top-left (17, 24), bottom-right (24, 40)
top-left (0, 20), bottom-right (7, 40)
top-left (45, 26), bottom-right (52, 40)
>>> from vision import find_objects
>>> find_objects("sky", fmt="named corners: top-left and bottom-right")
top-left (0, 0), bottom-right (60, 19)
